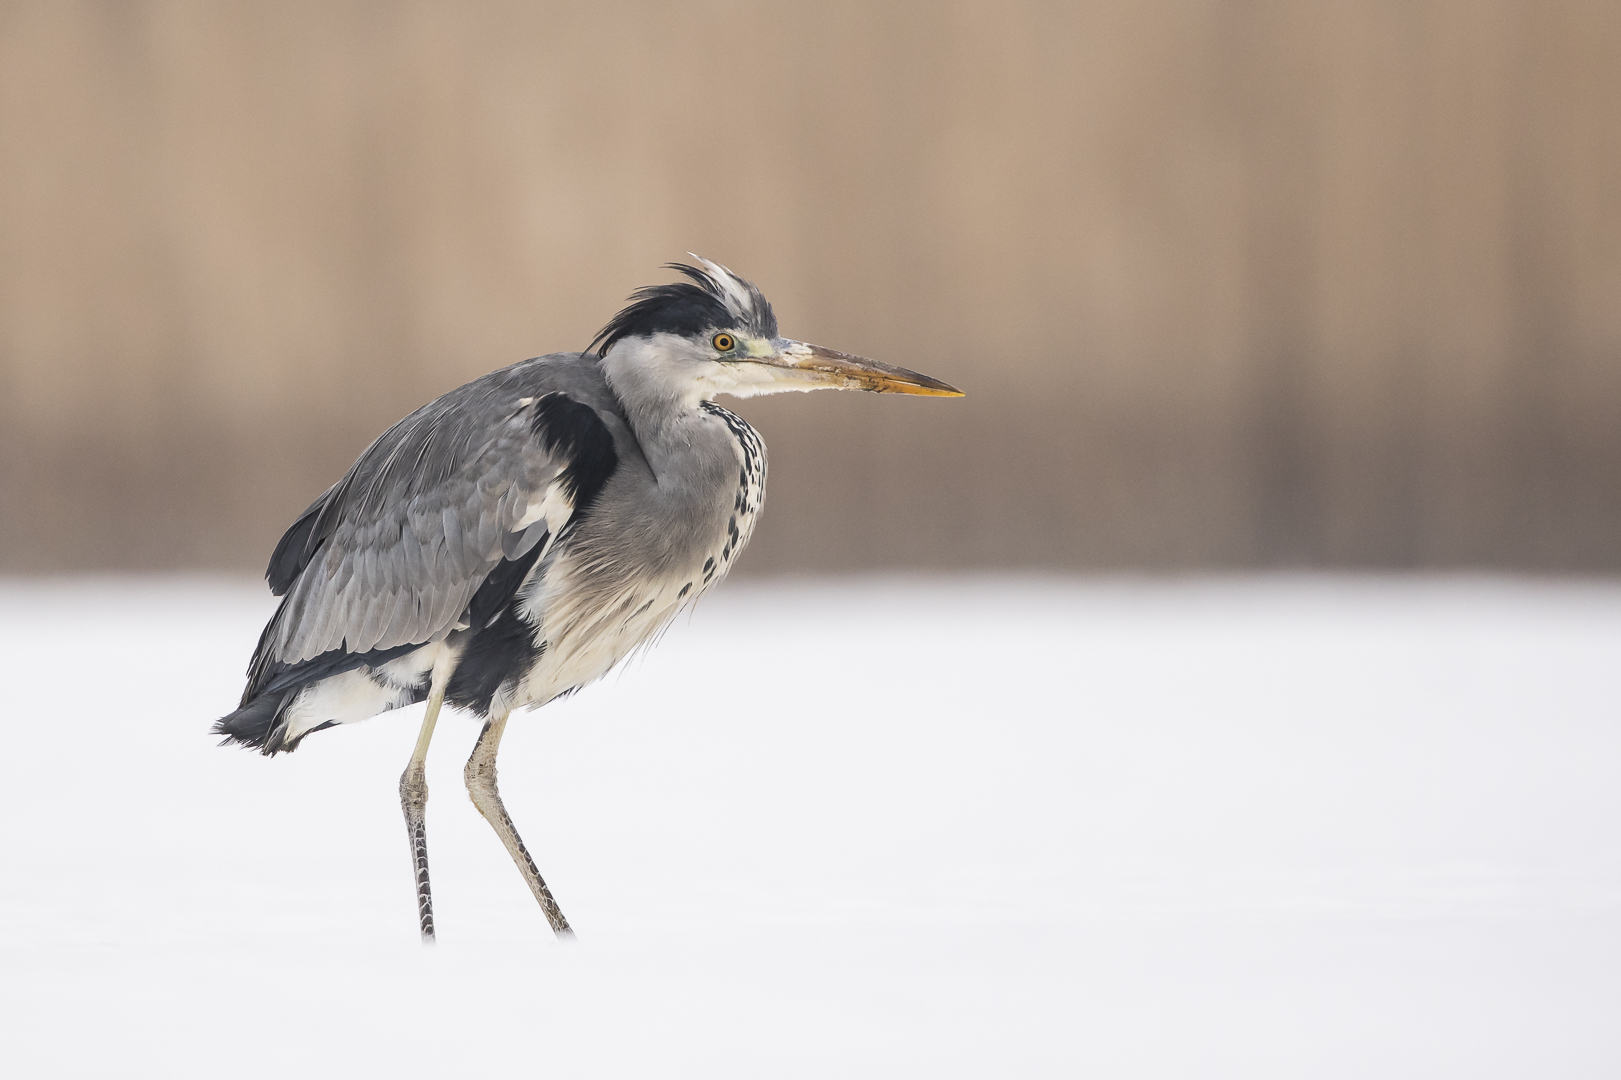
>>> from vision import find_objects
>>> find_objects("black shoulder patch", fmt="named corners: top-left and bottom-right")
top-left (533, 393), bottom-right (619, 516)
top-left (444, 392), bottom-right (619, 715)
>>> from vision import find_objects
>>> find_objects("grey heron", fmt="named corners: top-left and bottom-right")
top-left (215, 258), bottom-right (962, 940)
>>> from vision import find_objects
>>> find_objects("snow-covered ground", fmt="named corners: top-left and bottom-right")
top-left (1, 575), bottom-right (1618, 1077)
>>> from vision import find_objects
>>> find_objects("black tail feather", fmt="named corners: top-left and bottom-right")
top-left (214, 693), bottom-right (293, 755)
top-left (221, 640), bottom-right (426, 755)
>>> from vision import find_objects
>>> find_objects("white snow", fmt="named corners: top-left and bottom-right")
top-left (2, 574), bottom-right (1619, 1077)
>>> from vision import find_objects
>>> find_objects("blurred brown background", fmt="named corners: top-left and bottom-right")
top-left (1, 0), bottom-right (1617, 574)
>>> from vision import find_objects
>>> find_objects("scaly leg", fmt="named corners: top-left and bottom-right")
top-left (399, 648), bottom-right (458, 942)
top-left (464, 713), bottom-right (573, 937)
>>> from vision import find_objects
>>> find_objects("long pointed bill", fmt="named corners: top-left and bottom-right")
top-left (770, 340), bottom-right (964, 397)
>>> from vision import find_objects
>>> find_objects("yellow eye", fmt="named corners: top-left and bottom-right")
top-left (712, 333), bottom-right (735, 352)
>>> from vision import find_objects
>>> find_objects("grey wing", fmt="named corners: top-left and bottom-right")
top-left (248, 384), bottom-right (617, 692)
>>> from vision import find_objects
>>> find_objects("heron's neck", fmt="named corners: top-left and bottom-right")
top-left (600, 343), bottom-right (719, 480)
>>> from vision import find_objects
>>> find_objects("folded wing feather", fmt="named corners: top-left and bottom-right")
top-left (259, 390), bottom-right (586, 671)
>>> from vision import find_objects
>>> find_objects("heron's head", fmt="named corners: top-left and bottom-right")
top-left (590, 257), bottom-right (963, 403)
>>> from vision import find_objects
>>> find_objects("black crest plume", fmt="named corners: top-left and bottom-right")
top-left (591, 258), bottom-right (778, 357)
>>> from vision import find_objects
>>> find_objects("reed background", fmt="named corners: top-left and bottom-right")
top-left (1, 0), bottom-right (1617, 574)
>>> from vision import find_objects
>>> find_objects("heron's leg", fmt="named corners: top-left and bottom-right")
top-left (399, 648), bottom-right (458, 942)
top-left (464, 713), bottom-right (573, 937)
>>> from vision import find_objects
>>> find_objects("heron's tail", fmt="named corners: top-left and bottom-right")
top-left (213, 693), bottom-right (294, 755)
